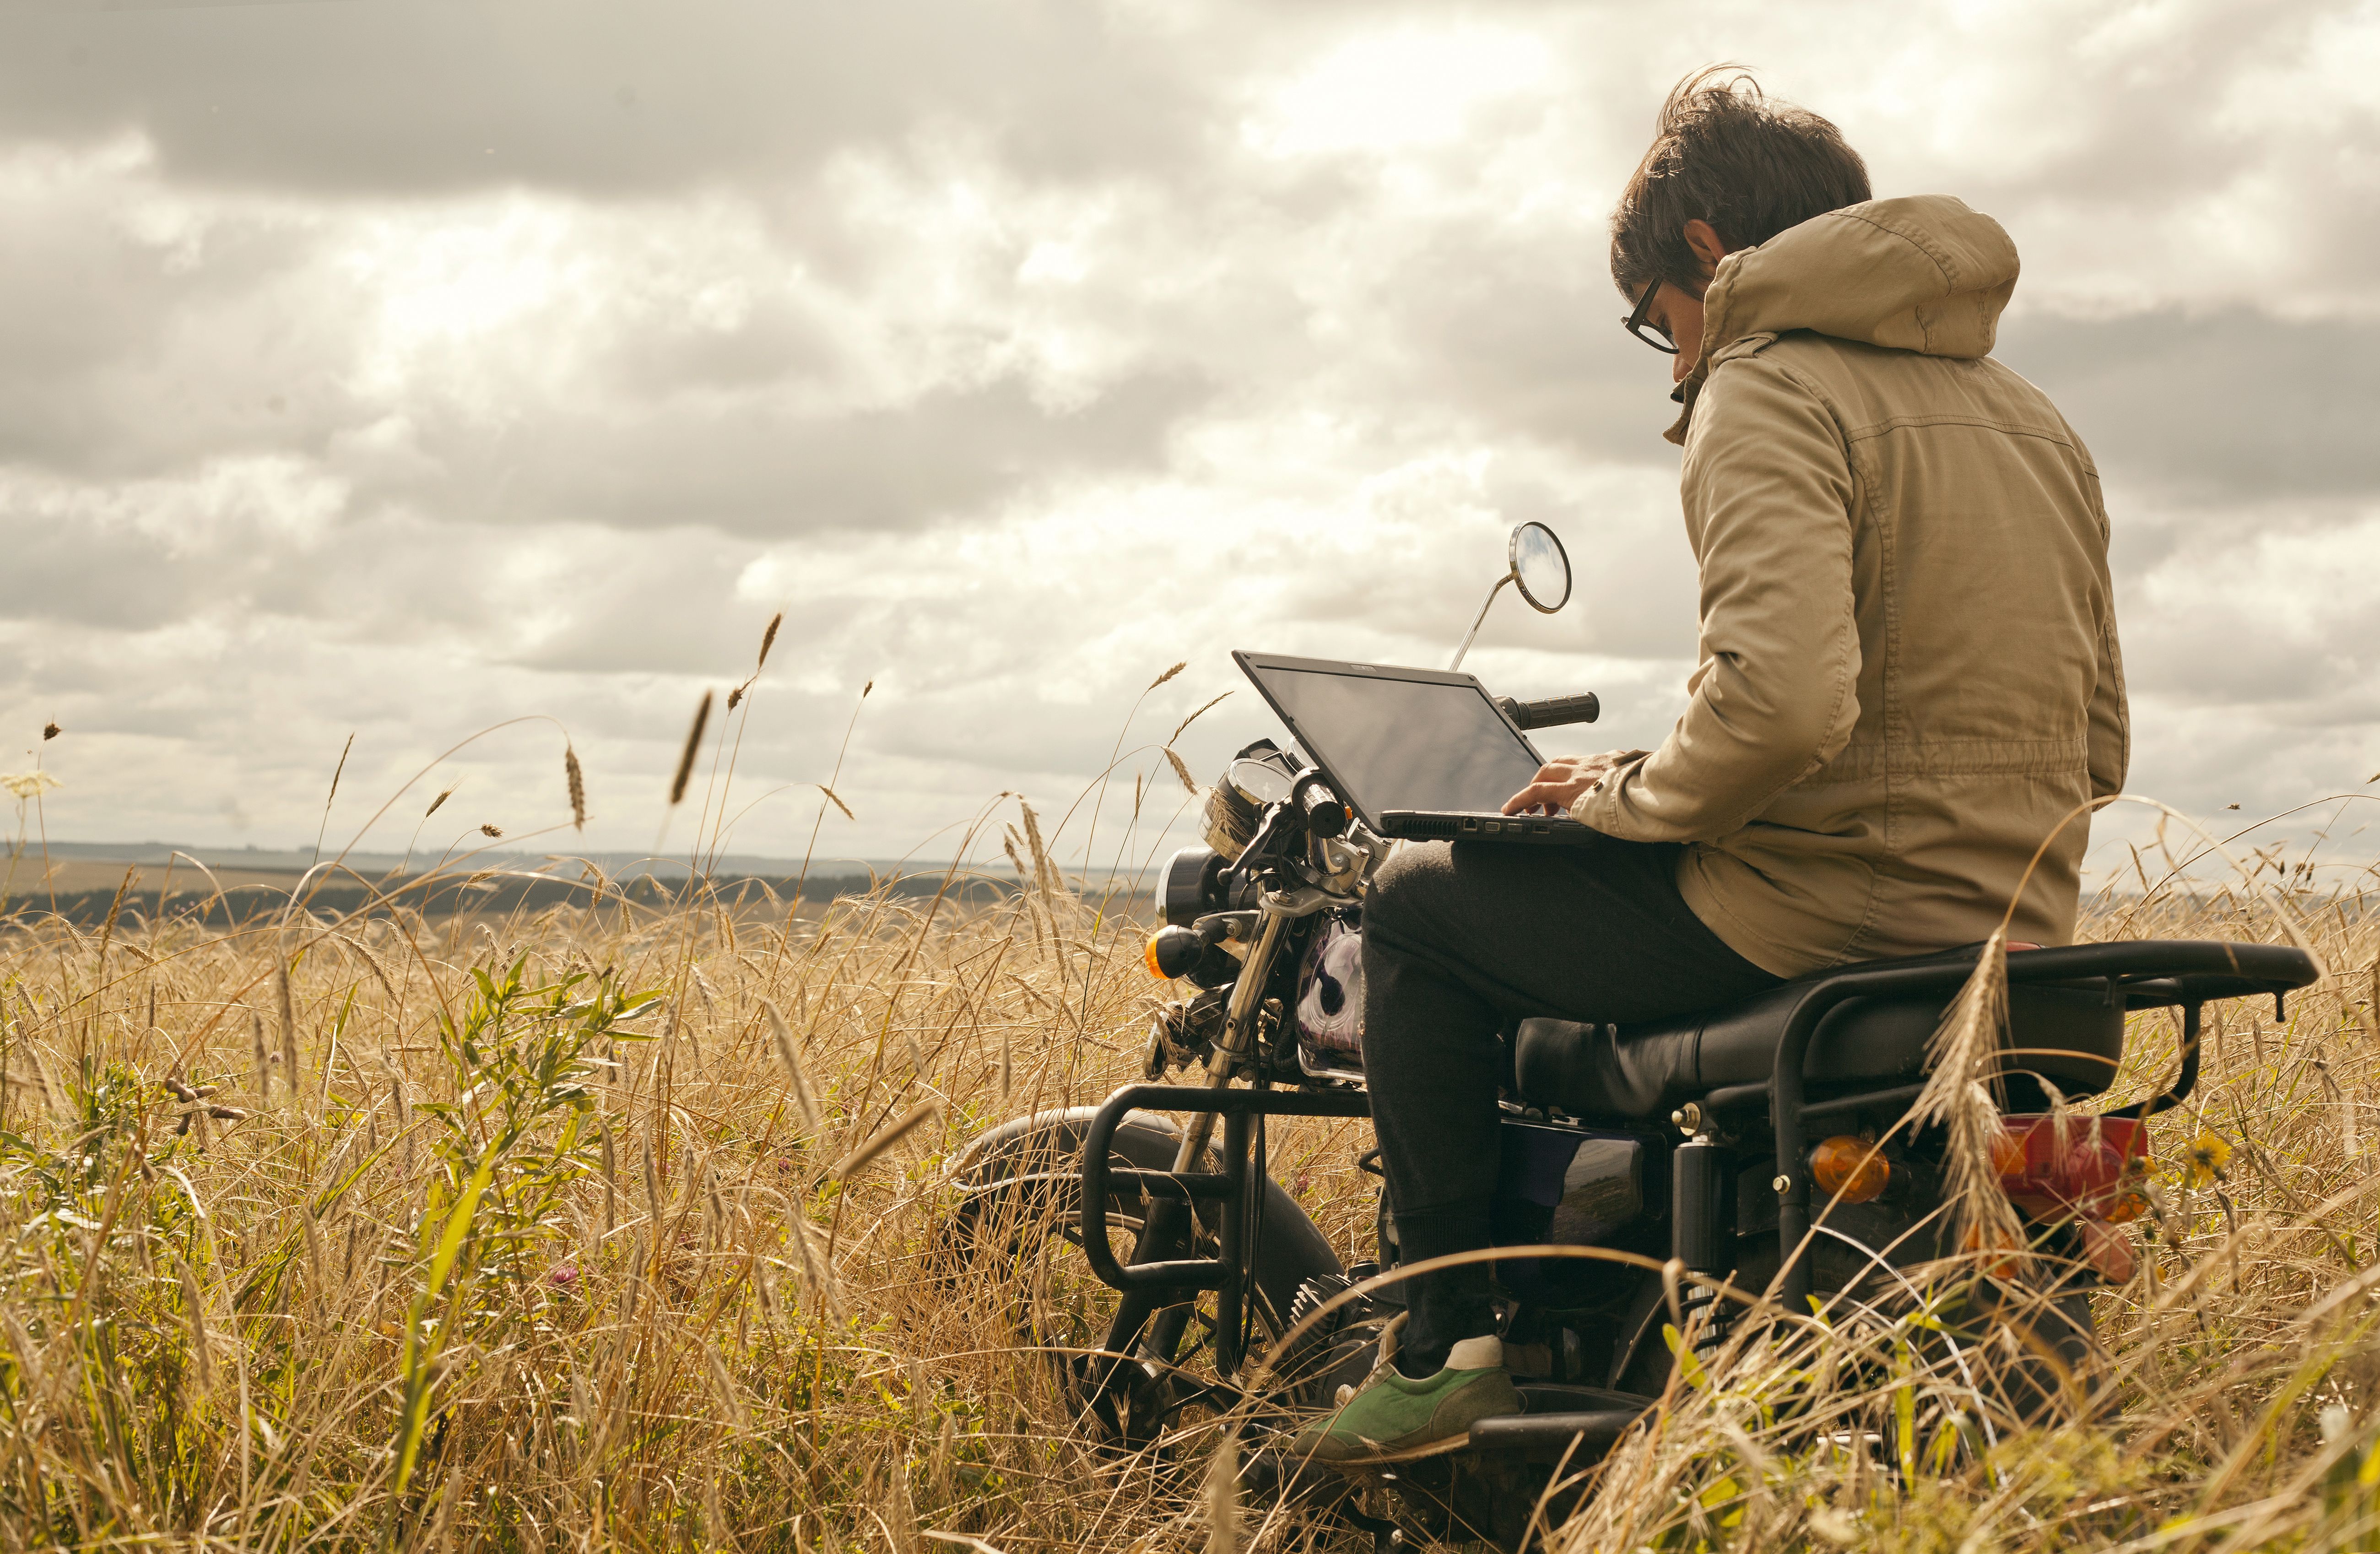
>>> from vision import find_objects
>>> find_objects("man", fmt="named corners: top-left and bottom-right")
top-left (1293, 68), bottom-right (2126, 1462)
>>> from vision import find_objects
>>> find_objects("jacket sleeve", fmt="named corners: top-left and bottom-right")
top-left (2083, 476), bottom-right (2129, 801)
top-left (1571, 354), bottom-right (1862, 843)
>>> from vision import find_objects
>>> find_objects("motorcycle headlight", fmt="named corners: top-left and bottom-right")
top-left (1161, 846), bottom-right (1228, 928)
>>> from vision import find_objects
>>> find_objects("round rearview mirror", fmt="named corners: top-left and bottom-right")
top-left (1509, 521), bottom-right (1571, 613)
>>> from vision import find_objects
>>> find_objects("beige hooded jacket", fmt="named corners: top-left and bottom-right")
top-left (1569, 195), bottom-right (2126, 977)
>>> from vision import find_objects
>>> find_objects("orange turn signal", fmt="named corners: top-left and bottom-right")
top-left (1144, 925), bottom-right (1204, 980)
top-left (1809, 1135), bottom-right (1889, 1204)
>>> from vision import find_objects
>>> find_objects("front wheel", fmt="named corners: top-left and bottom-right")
top-left (940, 1105), bottom-right (1343, 1450)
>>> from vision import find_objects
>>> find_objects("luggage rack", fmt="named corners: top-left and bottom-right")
top-left (1752, 938), bottom-right (2316, 1310)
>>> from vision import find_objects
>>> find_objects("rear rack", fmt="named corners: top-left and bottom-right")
top-left (1761, 938), bottom-right (2317, 1310)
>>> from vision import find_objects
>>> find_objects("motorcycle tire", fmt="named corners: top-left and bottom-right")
top-left (940, 1105), bottom-right (1343, 1448)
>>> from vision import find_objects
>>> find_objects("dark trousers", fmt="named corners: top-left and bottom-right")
top-left (1358, 837), bottom-right (1779, 1375)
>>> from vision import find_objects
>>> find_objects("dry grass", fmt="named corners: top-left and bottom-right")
top-left (3, 803), bottom-right (2379, 1552)
top-left (1552, 857), bottom-right (2380, 1554)
top-left (0, 850), bottom-right (1249, 1551)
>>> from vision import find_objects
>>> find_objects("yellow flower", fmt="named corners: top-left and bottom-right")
top-left (2185, 1130), bottom-right (2232, 1188)
top-left (0, 770), bottom-right (62, 801)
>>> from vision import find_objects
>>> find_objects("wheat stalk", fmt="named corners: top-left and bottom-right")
top-left (831, 1101), bottom-right (941, 1180)
top-left (1908, 926), bottom-right (2026, 1261)
top-left (670, 691), bottom-right (713, 807)
top-left (564, 746), bottom-right (587, 830)
top-left (762, 998), bottom-right (822, 1130)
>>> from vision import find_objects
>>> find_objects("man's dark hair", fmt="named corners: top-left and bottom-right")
top-left (1610, 67), bottom-right (1871, 298)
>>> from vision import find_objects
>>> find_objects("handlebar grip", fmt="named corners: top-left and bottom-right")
top-left (1498, 692), bottom-right (1601, 730)
top-left (1293, 774), bottom-right (1350, 838)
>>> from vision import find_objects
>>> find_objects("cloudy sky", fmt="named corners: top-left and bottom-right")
top-left (3, 0), bottom-right (2377, 879)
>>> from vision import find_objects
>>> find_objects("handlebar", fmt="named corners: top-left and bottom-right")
top-left (1292, 770), bottom-right (1349, 838)
top-left (1497, 692), bottom-right (1601, 731)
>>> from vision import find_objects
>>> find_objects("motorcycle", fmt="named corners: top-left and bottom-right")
top-left (941, 522), bottom-right (2317, 1550)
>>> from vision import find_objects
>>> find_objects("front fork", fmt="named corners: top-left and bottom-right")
top-left (1087, 910), bottom-right (1293, 1407)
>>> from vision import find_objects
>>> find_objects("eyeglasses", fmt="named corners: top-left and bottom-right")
top-left (1623, 280), bottom-right (1678, 355)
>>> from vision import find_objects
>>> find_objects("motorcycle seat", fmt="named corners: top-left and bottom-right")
top-left (1510, 943), bottom-right (2127, 1125)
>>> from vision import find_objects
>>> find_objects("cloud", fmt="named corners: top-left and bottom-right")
top-left (379, 367), bottom-right (1211, 536)
top-left (1999, 310), bottom-right (2380, 504)
top-left (2117, 504), bottom-right (2380, 709)
top-left (0, 1), bottom-right (1210, 194)
top-left (2, 0), bottom-right (2377, 864)
top-left (0, 133), bottom-right (1215, 574)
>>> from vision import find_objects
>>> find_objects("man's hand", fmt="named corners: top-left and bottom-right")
top-left (1502, 750), bottom-right (1650, 817)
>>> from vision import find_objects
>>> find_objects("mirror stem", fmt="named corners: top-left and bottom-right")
top-left (1448, 572), bottom-right (1515, 672)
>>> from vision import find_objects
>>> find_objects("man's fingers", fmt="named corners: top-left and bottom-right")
top-left (1502, 781), bottom-right (1574, 816)
top-left (1503, 762), bottom-right (1629, 814)
top-left (1503, 750), bottom-right (1648, 815)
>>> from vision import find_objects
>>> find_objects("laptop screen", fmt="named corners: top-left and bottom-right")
top-left (1235, 655), bottom-right (1548, 825)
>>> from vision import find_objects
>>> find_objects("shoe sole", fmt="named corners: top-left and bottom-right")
top-left (1297, 1431), bottom-right (1480, 1471)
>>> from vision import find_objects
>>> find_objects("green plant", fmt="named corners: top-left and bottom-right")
top-left (390, 958), bottom-right (656, 1503)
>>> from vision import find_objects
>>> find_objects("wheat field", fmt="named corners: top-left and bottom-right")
top-left (2, 768), bottom-right (2378, 1551)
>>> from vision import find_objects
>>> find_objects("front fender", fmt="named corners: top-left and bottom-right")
top-left (952, 1103), bottom-right (1203, 1183)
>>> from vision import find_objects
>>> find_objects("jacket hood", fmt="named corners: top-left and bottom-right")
top-left (1666, 195), bottom-right (2019, 443)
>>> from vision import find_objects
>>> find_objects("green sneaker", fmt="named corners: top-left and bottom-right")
top-left (1289, 1335), bottom-right (1520, 1465)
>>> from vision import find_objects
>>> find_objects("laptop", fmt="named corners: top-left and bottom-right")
top-left (1233, 651), bottom-right (1600, 846)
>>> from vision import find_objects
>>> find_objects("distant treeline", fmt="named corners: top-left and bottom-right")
top-left (1, 869), bottom-right (1070, 930)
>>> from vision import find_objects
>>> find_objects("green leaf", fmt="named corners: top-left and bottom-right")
top-left (392, 1152), bottom-right (498, 1496)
